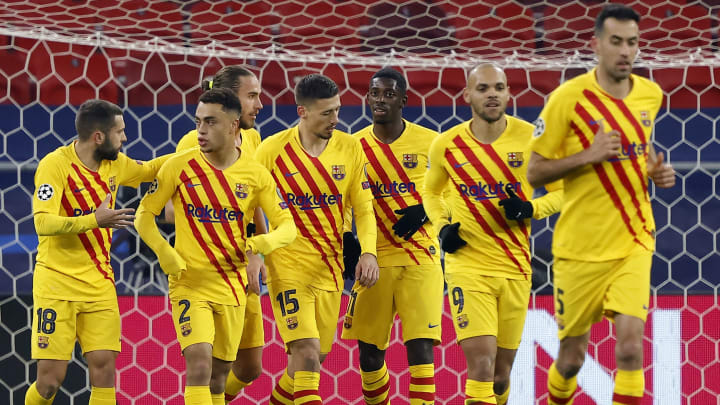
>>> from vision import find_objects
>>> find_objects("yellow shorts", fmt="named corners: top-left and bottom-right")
top-left (340, 264), bottom-right (443, 350)
top-left (553, 251), bottom-right (652, 340)
top-left (171, 299), bottom-right (246, 361)
top-left (445, 273), bottom-right (531, 350)
top-left (31, 296), bottom-right (121, 360)
top-left (267, 279), bottom-right (342, 354)
top-left (238, 291), bottom-right (264, 350)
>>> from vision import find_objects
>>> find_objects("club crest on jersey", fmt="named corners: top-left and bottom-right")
top-left (457, 314), bottom-right (469, 329)
top-left (108, 176), bottom-right (117, 192)
top-left (332, 165), bottom-right (346, 181)
top-left (343, 315), bottom-right (353, 329)
top-left (235, 183), bottom-right (248, 199)
top-left (507, 152), bottom-right (523, 168)
top-left (37, 336), bottom-right (49, 349)
top-left (286, 316), bottom-right (298, 330)
top-left (181, 323), bottom-right (192, 336)
top-left (640, 110), bottom-right (651, 127)
top-left (403, 153), bottom-right (418, 169)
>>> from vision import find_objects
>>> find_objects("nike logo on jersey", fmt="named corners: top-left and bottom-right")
top-left (428, 323), bottom-right (439, 328)
top-left (186, 183), bottom-right (202, 188)
top-left (453, 161), bottom-right (470, 168)
top-left (73, 187), bottom-right (85, 193)
top-left (285, 171), bottom-right (300, 177)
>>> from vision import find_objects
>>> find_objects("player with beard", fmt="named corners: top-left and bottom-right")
top-left (340, 68), bottom-right (443, 405)
top-left (423, 64), bottom-right (562, 405)
top-left (527, 5), bottom-right (675, 405)
top-left (254, 74), bottom-right (378, 405)
top-left (168, 65), bottom-right (269, 403)
top-left (26, 99), bottom-right (170, 405)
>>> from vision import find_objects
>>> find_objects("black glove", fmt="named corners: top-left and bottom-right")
top-left (498, 184), bottom-right (533, 220)
top-left (246, 222), bottom-right (257, 237)
top-left (439, 222), bottom-right (467, 253)
top-left (392, 204), bottom-right (428, 240)
top-left (343, 231), bottom-right (361, 280)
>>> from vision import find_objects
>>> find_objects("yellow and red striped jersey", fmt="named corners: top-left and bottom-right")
top-left (255, 126), bottom-right (376, 291)
top-left (530, 68), bottom-right (662, 261)
top-left (32, 142), bottom-right (167, 301)
top-left (137, 147), bottom-right (295, 305)
top-left (176, 128), bottom-right (262, 156)
top-left (351, 121), bottom-right (440, 267)
top-left (424, 117), bottom-right (563, 280)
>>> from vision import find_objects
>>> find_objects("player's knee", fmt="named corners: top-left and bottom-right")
top-left (235, 363), bottom-right (262, 383)
top-left (615, 339), bottom-right (643, 365)
top-left (405, 338), bottom-right (434, 366)
top-left (186, 359), bottom-right (213, 384)
top-left (358, 341), bottom-right (386, 371)
top-left (292, 341), bottom-right (321, 370)
top-left (466, 353), bottom-right (495, 378)
top-left (36, 379), bottom-right (62, 399)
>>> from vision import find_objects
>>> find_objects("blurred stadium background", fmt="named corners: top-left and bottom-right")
top-left (0, 0), bottom-right (718, 403)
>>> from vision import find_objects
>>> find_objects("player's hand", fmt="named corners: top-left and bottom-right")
top-left (355, 253), bottom-right (379, 287)
top-left (343, 231), bottom-right (361, 280)
top-left (586, 120), bottom-right (622, 165)
top-left (439, 222), bottom-right (467, 253)
top-left (392, 204), bottom-right (428, 240)
top-left (498, 184), bottom-right (534, 220)
top-left (95, 193), bottom-right (135, 228)
top-left (246, 222), bottom-right (257, 237)
top-left (245, 249), bottom-right (266, 295)
top-left (158, 245), bottom-right (185, 276)
top-left (647, 151), bottom-right (676, 189)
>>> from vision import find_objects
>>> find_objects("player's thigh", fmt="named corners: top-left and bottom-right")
top-left (238, 291), bottom-right (264, 350)
top-left (31, 297), bottom-right (79, 361)
top-left (312, 286), bottom-right (342, 354)
top-left (604, 251), bottom-right (653, 323)
top-left (496, 278), bottom-right (531, 350)
top-left (445, 273), bottom-right (502, 343)
top-left (268, 280), bottom-right (320, 350)
top-left (553, 258), bottom-right (612, 340)
top-left (76, 299), bottom-right (121, 355)
top-left (210, 302), bottom-right (246, 361)
top-left (395, 264), bottom-right (444, 345)
top-left (340, 266), bottom-right (396, 350)
top-left (171, 298), bottom-right (215, 354)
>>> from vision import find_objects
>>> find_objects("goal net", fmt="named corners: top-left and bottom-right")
top-left (0, 0), bottom-right (718, 404)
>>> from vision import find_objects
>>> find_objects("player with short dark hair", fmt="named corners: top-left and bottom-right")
top-left (527, 4), bottom-right (675, 404)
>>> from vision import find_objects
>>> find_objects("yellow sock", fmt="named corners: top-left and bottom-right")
top-left (185, 385), bottom-right (211, 405)
top-left (211, 392), bottom-right (224, 405)
top-left (225, 369), bottom-right (250, 403)
top-left (612, 369), bottom-right (644, 405)
top-left (293, 370), bottom-right (321, 404)
top-left (495, 382), bottom-right (510, 405)
top-left (25, 382), bottom-right (54, 405)
top-left (547, 362), bottom-right (577, 405)
top-left (465, 379), bottom-right (496, 404)
top-left (409, 364), bottom-right (434, 405)
top-left (270, 369), bottom-right (295, 405)
top-left (361, 363), bottom-right (391, 405)
top-left (89, 387), bottom-right (115, 405)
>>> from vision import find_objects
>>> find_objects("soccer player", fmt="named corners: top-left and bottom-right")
top-left (27, 99), bottom-right (170, 405)
top-left (134, 88), bottom-right (296, 405)
top-left (526, 5), bottom-right (676, 405)
top-left (423, 64), bottom-right (563, 405)
top-left (168, 65), bottom-right (268, 403)
top-left (340, 68), bottom-right (443, 405)
top-left (254, 74), bottom-right (378, 404)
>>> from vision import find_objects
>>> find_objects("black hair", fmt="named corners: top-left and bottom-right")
top-left (294, 74), bottom-right (339, 106)
top-left (198, 88), bottom-right (242, 117)
top-left (595, 3), bottom-right (640, 35)
top-left (371, 67), bottom-right (407, 94)
top-left (75, 99), bottom-right (123, 140)
top-left (201, 65), bottom-right (254, 92)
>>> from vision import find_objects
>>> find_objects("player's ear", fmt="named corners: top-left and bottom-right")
top-left (93, 130), bottom-right (105, 145)
top-left (462, 87), bottom-right (471, 104)
top-left (297, 105), bottom-right (307, 118)
top-left (591, 36), bottom-right (599, 52)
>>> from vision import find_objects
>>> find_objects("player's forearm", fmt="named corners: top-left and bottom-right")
top-left (34, 212), bottom-right (98, 236)
top-left (342, 203), bottom-right (353, 233)
top-left (135, 206), bottom-right (174, 261)
top-left (531, 189), bottom-right (563, 219)
top-left (422, 172), bottom-right (451, 235)
top-left (353, 202), bottom-right (377, 257)
top-left (527, 151), bottom-right (589, 189)
top-left (246, 215), bottom-right (296, 255)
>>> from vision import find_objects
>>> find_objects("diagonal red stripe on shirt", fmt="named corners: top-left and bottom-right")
top-left (446, 159), bottom-right (528, 278)
top-left (360, 138), bottom-right (432, 261)
top-left (456, 134), bottom-right (530, 239)
top-left (60, 191), bottom-right (113, 284)
top-left (66, 175), bottom-right (112, 265)
top-left (610, 97), bottom-right (651, 202)
top-left (284, 144), bottom-right (343, 245)
top-left (72, 163), bottom-right (114, 246)
top-left (373, 210), bottom-right (420, 265)
top-left (581, 91), bottom-right (653, 238)
top-left (569, 120), bottom-right (650, 251)
top-left (180, 170), bottom-right (243, 303)
top-left (272, 160), bottom-right (341, 290)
